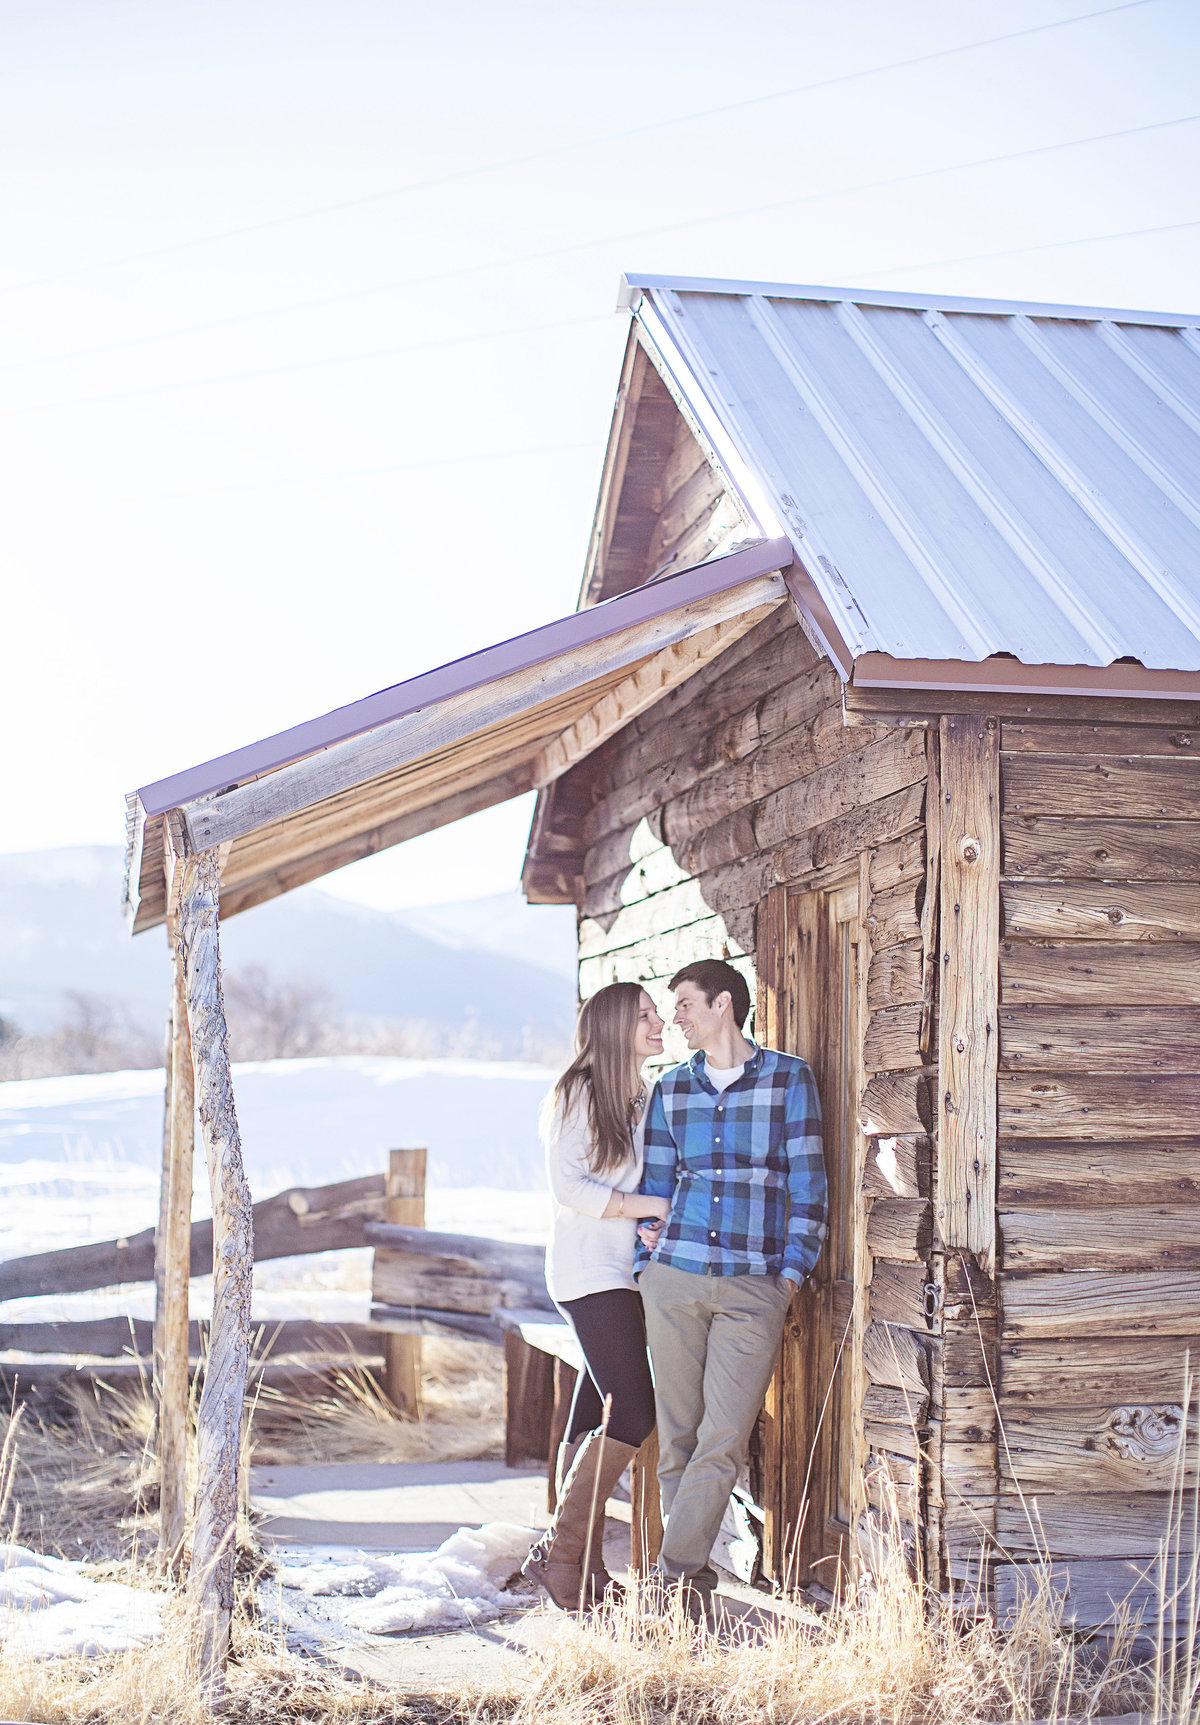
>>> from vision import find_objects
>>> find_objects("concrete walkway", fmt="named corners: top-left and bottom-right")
top-left (251, 1458), bottom-right (551, 1551)
top-left (248, 1458), bottom-right (791, 1690)
top-left (250, 1457), bottom-right (565, 1687)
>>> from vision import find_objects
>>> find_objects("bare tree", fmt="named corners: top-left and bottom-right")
top-left (223, 964), bottom-right (338, 1061)
top-left (47, 991), bottom-right (159, 1074)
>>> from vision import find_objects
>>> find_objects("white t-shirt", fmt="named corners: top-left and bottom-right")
top-left (543, 1092), bottom-right (647, 1305)
top-left (704, 1060), bottom-right (745, 1093)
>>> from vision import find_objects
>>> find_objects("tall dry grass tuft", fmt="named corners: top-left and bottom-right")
top-left (0, 1585), bottom-right (478, 1725)
top-left (248, 1338), bottom-right (504, 1466)
top-left (1, 1375), bottom-right (161, 1563)
top-left (477, 1524), bottom-right (1151, 1725)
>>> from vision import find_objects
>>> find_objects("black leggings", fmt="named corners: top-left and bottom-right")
top-left (558, 1287), bottom-right (656, 1450)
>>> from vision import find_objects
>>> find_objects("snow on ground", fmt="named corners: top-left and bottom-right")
top-left (0, 1055), bottom-right (555, 1198)
top-left (0, 1056), bottom-right (552, 1328)
top-left (0, 1063), bottom-right (554, 1661)
top-left (262, 1524), bottom-right (535, 1647)
top-left (0, 1544), bottom-right (163, 1657)
top-left (0, 1529), bottom-right (537, 1658)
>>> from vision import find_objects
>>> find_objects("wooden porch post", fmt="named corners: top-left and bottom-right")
top-left (176, 841), bottom-right (253, 1694)
top-left (155, 905), bottom-right (195, 1572)
top-left (936, 715), bottom-right (1000, 1271)
top-left (153, 1002), bottom-right (175, 1376)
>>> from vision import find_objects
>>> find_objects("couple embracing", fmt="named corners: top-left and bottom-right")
top-left (522, 959), bottom-right (828, 1619)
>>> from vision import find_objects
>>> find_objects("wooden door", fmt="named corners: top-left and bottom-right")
top-left (756, 875), bottom-right (867, 1590)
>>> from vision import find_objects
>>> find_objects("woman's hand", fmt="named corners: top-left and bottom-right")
top-left (637, 1218), bottom-right (666, 1249)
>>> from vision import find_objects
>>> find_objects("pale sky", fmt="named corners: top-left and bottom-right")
top-left (2, 0), bottom-right (1198, 907)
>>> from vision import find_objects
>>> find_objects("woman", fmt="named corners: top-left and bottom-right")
top-left (521, 982), bottom-right (668, 1610)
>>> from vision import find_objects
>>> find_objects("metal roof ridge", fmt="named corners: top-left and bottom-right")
top-left (619, 272), bottom-right (1200, 330)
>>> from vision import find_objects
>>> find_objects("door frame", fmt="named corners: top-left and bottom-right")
top-left (756, 860), bottom-right (869, 1588)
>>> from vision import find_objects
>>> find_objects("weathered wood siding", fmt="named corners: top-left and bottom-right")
top-left (979, 716), bottom-right (1200, 1614)
top-left (573, 603), bottom-right (933, 1581)
top-left (856, 744), bottom-right (939, 1583)
top-left (578, 608), bottom-right (926, 992)
top-left (569, 583), bottom-right (1199, 1608)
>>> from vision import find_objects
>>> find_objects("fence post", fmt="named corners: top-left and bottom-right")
top-left (546, 1357), bottom-right (577, 1511)
top-left (382, 1148), bottom-right (426, 1418)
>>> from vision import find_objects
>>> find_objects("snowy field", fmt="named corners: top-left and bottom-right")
top-left (0, 1056), bottom-right (554, 1327)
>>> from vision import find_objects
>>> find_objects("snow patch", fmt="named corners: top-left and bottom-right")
top-left (266, 1522), bottom-right (534, 1642)
top-left (0, 1544), bottom-right (163, 1657)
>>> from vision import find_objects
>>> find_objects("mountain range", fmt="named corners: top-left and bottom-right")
top-left (0, 846), bottom-right (577, 1057)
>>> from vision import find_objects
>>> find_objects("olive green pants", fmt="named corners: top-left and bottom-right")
top-left (640, 1259), bottom-right (793, 1579)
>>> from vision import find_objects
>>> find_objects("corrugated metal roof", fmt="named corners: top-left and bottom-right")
top-left (625, 274), bottom-right (1200, 675)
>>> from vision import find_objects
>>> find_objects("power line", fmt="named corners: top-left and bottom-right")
top-left (0, 0), bottom-right (1156, 299)
top-left (867, 215), bottom-right (1200, 278)
top-left (13, 313), bottom-right (613, 415)
top-left (137, 438), bottom-right (604, 505)
top-left (7, 110), bottom-right (1191, 386)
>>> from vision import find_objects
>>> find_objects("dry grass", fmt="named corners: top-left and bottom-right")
top-left (0, 1336), bottom-right (503, 1562)
top-left (248, 1338), bottom-right (504, 1467)
top-left (0, 1555), bottom-right (1158, 1725)
top-left (3, 1375), bottom-right (161, 1563)
top-left (0, 1593), bottom-right (467, 1725)
top-left (474, 1556), bottom-right (1153, 1725)
top-left (0, 1350), bottom-right (1186, 1725)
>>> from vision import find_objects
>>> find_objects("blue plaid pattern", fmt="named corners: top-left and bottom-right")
top-left (636, 1043), bottom-right (827, 1283)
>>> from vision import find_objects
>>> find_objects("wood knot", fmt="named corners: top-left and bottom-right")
top-left (1103, 1404), bottom-right (1183, 1460)
top-left (959, 836), bottom-right (981, 864)
top-left (1169, 732), bottom-right (1193, 748)
top-left (1105, 906), bottom-right (1125, 925)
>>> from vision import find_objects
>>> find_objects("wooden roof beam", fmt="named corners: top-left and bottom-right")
top-left (216, 763), bottom-right (536, 921)
top-left (530, 599), bottom-right (782, 790)
top-left (175, 549), bottom-right (790, 854)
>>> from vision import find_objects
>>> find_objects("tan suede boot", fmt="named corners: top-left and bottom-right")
top-left (523, 1430), bottom-right (638, 1611)
top-left (553, 1436), bottom-right (626, 1605)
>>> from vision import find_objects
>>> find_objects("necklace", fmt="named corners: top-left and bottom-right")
top-left (630, 1082), bottom-right (647, 1119)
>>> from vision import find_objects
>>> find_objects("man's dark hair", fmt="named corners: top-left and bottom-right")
top-left (669, 959), bottom-right (752, 1030)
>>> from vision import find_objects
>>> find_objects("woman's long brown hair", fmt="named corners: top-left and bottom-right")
top-left (546, 981), bottom-right (645, 1174)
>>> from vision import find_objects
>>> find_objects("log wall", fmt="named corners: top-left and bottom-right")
top-left (980, 714), bottom-right (1200, 1616)
top-left (856, 744), bottom-right (940, 1585)
top-left (571, 604), bottom-right (935, 1582)
top-left (565, 590), bottom-right (1200, 1611)
top-left (576, 607), bottom-right (927, 996)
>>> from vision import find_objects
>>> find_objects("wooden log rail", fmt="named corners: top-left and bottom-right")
top-left (0, 1316), bottom-right (381, 1359)
top-left (0, 1173), bottom-right (386, 1302)
top-left (364, 1220), bottom-right (550, 1288)
top-left (367, 1219), bottom-right (554, 1346)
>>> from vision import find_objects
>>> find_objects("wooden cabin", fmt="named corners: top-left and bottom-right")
top-left (126, 275), bottom-right (1200, 1640)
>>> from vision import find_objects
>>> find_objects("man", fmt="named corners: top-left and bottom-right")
top-left (636, 957), bottom-right (827, 1614)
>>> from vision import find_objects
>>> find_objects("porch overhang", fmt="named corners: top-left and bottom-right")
top-left (123, 537), bottom-right (793, 934)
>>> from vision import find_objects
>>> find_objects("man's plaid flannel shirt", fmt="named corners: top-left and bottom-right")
top-left (635, 1042), bottom-right (827, 1284)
